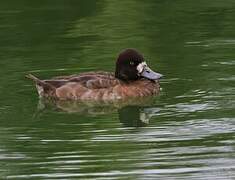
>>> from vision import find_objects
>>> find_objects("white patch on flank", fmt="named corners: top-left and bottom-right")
top-left (36, 84), bottom-right (44, 97)
top-left (137, 62), bottom-right (147, 74)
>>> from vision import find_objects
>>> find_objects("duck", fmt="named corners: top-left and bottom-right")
top-left (26, 48), bottom-right (163, 101)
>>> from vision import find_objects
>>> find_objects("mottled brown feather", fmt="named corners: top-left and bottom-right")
top-left (28, 71), bottom-right (160, 101)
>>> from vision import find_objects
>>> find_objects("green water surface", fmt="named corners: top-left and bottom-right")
top-left (0, 0), bottom-right (234, 179)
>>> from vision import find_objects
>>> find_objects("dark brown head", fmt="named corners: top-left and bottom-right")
top-left (115, 48), bottom-right (163, 81)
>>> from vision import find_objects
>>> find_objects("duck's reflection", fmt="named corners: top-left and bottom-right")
top-left (37, 98), bottom-right (160, 127)
top-left (118, 106), bottom-right (160, 127)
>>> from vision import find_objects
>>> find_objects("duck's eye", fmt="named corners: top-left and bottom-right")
top-left (130, 61), bottom-right (135, 66)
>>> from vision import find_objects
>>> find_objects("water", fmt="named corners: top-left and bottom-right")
top-left (0, 0), bottom-right (234, 179)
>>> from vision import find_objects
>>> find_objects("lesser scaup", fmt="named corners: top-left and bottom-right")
top-left (27, 48), bottom-right (163, 101)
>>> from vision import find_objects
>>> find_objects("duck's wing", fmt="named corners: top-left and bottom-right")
top-left (52, 71), bottom-right (120, 89)
top-left (27, 72), bottom-right (118, 89)
top-left (53, 71), bottom-right (114, 80)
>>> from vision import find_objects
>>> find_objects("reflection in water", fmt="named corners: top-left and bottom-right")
top-left (119, 106), bottom-right (160, 127)
top-left (37, 98), bottom-right (160, 127)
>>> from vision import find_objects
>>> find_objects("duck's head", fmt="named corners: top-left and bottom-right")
top-left (115, 48), bottom-right (163, 81)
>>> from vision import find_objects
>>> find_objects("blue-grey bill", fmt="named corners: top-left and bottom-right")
top-left (141, 67), bottom-right (163, 80)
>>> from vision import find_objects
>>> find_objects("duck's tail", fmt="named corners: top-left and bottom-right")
top-left (26, 74), bottom-right (43, 84)
top-left (26, 74), bottom-right (56, 98)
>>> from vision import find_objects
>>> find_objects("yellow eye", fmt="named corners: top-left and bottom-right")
top-left (130, 61), bottom-right (134, 66)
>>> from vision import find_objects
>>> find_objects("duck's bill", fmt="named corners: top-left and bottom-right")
top-left (141, 67), bottom-right (163, 80)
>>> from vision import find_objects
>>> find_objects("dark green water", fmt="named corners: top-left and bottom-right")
top-left (0, 0), bottom-right (234, 179)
